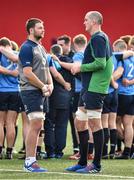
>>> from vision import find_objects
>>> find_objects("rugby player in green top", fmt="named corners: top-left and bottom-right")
top-left (65, 11), bottom-right (113, 173)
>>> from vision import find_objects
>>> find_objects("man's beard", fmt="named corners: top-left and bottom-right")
top-left (34, 35), bottom-right (42, 41)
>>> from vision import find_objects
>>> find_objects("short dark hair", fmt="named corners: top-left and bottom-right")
top-left (50, 44), bottom-right (62, 55)
top-left (57, 35), bottom-right (71, 44)
top-left (26, 18), bottom-right (43, 34)
top-left (0, 37), bottom-right (11, 47)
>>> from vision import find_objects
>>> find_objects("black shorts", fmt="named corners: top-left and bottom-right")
top-left (102, 90), bottom-right (118, 114)
top-left (0, 92), bottom-right (20, 112)
top-left (117, 94), bottom-right (134, 116)
top-left (78, 89), bottom-right (105, 110)
top-left (20, 90), bottom-right (46, 114)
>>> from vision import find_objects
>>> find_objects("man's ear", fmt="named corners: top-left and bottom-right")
top-left (30, 28), bottom-right (34, 34)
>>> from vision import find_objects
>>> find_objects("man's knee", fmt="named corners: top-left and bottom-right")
top-left (28, 112), bottom-right (45, 121)
top-left (87, 110), bottom-right (102, 119)
top-left (76, 108), bottom-right (88, 121)
top-left (75, 108), bottom-right (88, 131)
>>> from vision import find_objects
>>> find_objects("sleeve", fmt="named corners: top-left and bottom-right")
top-left (73, 53), bottom-right (82, 61)
top-left (0, 52), bottom-right (2, 63)
top-left (19, 45), bottom-right (33, 67)
top-left (91, 35), bottom-right (107, 58)
top-left (47, 54), bottom-right (53, 67)
top-left (80, 36), bottom-right (107, 72)
top-left (114, 53), bottom-right (123, 61)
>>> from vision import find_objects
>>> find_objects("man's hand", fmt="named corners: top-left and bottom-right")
top-left (0, 46), bottom-right (4, 52)
top-left (112, 81), bottom-right (118, 89)
top-left (51, 54), bottom-right (60, 63)
top-left (42, 85), bottom-right (49, 96)
top-left (122, 78), bottom-right (130, 86)
top-left (0, 66), bottom-right (5, 73)
top-left (71, 62), bottom-right (81, 75)
top-left (64, 82), bottom-right (71, 91)
top-left (47, 84), bottom-right (53, 95)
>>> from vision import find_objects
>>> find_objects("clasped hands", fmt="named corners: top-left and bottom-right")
top-left (42, 84), bottom-right (53, 97)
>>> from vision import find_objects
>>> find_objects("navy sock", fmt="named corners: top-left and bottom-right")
top-left (109, 129), bottom-right (117, 155)
top-left (93, 129), bottom-right (104, 168)
top-left (88, 143), bottom-right (94, 154)
top-left (78, 129), bottom-right (89, 166)
top-left (102, 128), bottom-right (109, 156)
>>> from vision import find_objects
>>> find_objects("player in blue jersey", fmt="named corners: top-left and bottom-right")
top-left (0, 37), bottom-right (20, 159)
top-left (113, 39), bottom-right (134, 159)
top-left (101, 49), bottom-right (124, 159)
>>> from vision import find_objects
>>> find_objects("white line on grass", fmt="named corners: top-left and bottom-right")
top-left (0, 169), bottom-right (133, 179)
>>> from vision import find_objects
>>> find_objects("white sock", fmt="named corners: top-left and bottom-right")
top-left (25, 157), bottom-right (36, 166)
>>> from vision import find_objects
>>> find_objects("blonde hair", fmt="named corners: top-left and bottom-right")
top-left (11, 41), bottom-right (19, 51)
top-left (113, 39), bottom-right (127, 51)
top-left (120, 35), bottom-right (132, 45)
top-left (73, 34), bottom-right (87, 46)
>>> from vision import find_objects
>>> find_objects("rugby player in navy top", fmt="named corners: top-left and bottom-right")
top-left (19, 18), bottom-right (53, 172)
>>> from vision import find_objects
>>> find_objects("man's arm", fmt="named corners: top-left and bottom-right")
top-left (49, 66), bottom-right (71, 91)
top-left (71, 58), bottom-right (106, 74)
top-left (113, 66), bottom-right (124, 81)
top-left (0, 46), bottom-right (18, 62)
top-left (122, 78), bottom-right (134, 86)
top-left (52, 54), bottom-right (73, 71)
top-left (80, 58), bottom-right (106, 72)
top-left (0, 66), bottom-right (19, 77)
top-left (23, 67), bottom-right (45, 89)
top-left (123, 50), bottom-right (134, 59)
top-left (45, 67), bottom-right (54, 94)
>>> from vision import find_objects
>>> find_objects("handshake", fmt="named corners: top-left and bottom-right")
top-left (41, 84), bottom-right (53, 97)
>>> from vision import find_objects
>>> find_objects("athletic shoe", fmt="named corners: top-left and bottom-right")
top-left (115, 154), bottom-right (130, 159)
top-left (102, 154), bottom-right (109, 159)
top-left (65, 164), bottom-right (86, 172)
top-left (115, 150), bottom-right (122, 156)
top-left (55, 153), bottom-right (63, 159)
top-left (0, 153), bottom-right (3, 159)
top-left (76, 163), bottom-right (101, 173)
top-left (18, 155), bottom-right (26, 160)
top-left (109, 154), bottom-right (115, 159)
top-left (131, 153), bottom-right (134, 159)
top-left (18, 148), bottom-right (25, 154)
top-left (5, 152), bottom-right (13, 159)
top-left (69, 152), bottom-right (80, 160)
top-left (24, 161), bottom-right (48, 172)
top-left (12, 149), bottom-right (18, 154)
top-left (43, 153), bottom-right (55, 159)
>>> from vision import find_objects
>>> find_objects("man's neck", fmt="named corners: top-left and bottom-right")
top-left (28, 36), bottom-right (40, 44)
top-left (90, 27), bottom-right (101, 36)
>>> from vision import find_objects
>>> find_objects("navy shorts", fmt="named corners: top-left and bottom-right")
top-left (0, 92), bottom-right (20, 112)
top-left (78, 89), bottom-right (105, 110)
top-left (18, 93), bottom-right (25, 112)
top-left (20, 90), bottom-right (46, 114)
top-left (72, 92), bottom-right (80, 113)
top-left (117, 94), bottom-right (134, 116)
top-left (102, 90), bottom-right (118, 114)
